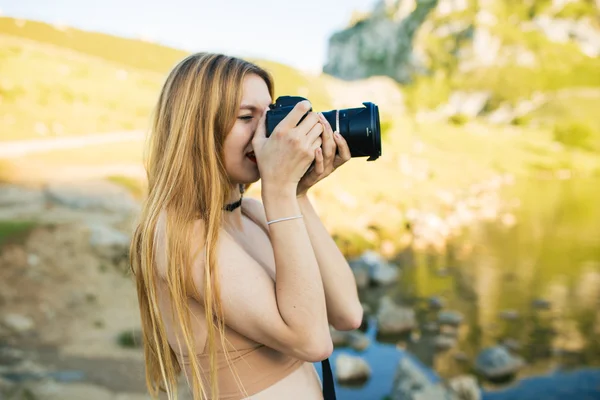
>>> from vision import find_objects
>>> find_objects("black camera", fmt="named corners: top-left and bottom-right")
top-left (265, 96), bottom-right (382, 161)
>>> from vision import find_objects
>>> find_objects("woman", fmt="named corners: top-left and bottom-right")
top-left (130, 53), bottom-right (363, 400)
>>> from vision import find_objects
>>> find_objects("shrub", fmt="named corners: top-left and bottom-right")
top-left (448, 113), bottom-right (469, 126)
top-left (553, 121), bottom-right (595, 150)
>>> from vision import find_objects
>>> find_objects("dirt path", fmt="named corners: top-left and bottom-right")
top-left (0, 131), bottom-right (145, 159)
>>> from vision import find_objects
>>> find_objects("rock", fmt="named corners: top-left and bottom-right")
top-left (0, 376), bottom-right (16, 394)
top-left (532, 298), bottom-right (551, 310)
top-left (352, 250), bottom-right (400, 287)
top-left (440, 324), bottom-right (458, 336)
top-left (324, 0), bottom-right (439, 83)
top-left (329, 325), bottom-right (371, 350)
top-left (46, 370), bottom-right (86, 383)
top-left (448, 375), bottom-right (481, 400)
top-left (486, 104), bottom-right (517, 124)
top-left (346, 331), bottom-right (371, 351)
top-left (323, 75), bottom-right (405, 122)
top-left (428, 296), bottom-right (445, 310)
top-left (44, 181), bottom-right (139, 215)
top-left (423, 321), bottom-right (439, 333)
top-left (27, 253), bottom-right (40, 267)
top-left (330, 326), bottom-right (348, 346)
top-left (25, 381), bottom-right (120, 400)
top-left (437, 91), bottom-right (491, 118)
top-left (348, 260), bottom-right (370, 289)
top-left (377, 297), bottom-right (416, 335)
top-left (0, 184), bottom-right (45, 207)
top-left (2, 313), bottom-right (34, 334)
top-left (475, 346), bottom-right (524, 381)
top-left (87, 223), bottom-right (130, 262)
top-left (529, 16), bottom-right (600, 57)
top-left (360, 302), bottom-right (372, 314)
top-left (500, 338), bottom-right (521, 352)
top-left (499, 309), bottom-right (519, 321)
top-left (335, 354), bottom-right (371, 383)
top-left (0, 185), bottom-right (47, 222)
top-left (0, 346), bottom-right (25, 367)
top-left (453, 351), bottom-right (469, 362)
top-left (434, 334), bottom-right (457, 351)
top-left (371, 261), bottom-right (400, 286)
top-left (438, 310), bottom-right (464, 326)
top-left (391, 355), bottom-right (458, 400)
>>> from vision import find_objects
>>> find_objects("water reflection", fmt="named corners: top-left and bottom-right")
top-left (326, 178), bottom-right (600, 399)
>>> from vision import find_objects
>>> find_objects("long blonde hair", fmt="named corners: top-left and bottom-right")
top-left (130, 53), bottom-right (274, 399)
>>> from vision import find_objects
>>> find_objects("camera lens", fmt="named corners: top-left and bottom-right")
top-left (322, 102), bottom-right (381, 161)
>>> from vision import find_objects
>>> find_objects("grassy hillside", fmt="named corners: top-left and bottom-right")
top-left (0, 17), bottom-right (187, 74)
top-left (0, 34), bottom-right (162, 140)
top-left (1, 16), bottom-right (600, 256)
top-left (0, 17), bottom-right (334, 141)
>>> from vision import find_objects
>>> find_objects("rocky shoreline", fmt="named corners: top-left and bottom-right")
top-left (0, 178), bottom-right (595, 400)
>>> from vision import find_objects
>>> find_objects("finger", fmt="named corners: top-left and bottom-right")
top-left (252, 109), bottom-right (268, 144)
top-left (310, 136), bottom-right (322, 151)
top-left (274, 100), bottom-right (312, 134)
top-left (306, 121), bottom-right (324, 145)
top-left (333, 132), bottom-right (351, 162)
top-left (314, 148), bottom-right (324, 175)
top-left (295, 112), bottom-right (320, 136)
top-left (319, 113), bottom-right (335, 160)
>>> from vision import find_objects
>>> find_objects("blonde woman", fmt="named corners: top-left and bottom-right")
top-left (130, 53), bottom-right (363, 400)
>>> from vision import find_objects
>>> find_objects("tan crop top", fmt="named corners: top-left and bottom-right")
top-left (154, 204), bottom-right (304, 399)
top-left (175, 321), bottom-right (304, 399)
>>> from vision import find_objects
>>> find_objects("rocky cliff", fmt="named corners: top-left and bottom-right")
top-left (324, 0), bottom-right (600, 84)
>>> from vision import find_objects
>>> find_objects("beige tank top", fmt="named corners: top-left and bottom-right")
top-left (155, 204), bottom-right (304, 399)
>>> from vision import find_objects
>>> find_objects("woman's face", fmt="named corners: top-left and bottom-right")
top-left (223, 73), bottom-right (272, 185)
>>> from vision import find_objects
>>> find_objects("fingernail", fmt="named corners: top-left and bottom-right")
top-left (334, 132), bottom-right (341, 139)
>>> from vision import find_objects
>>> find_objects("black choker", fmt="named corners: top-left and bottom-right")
top-left (223, 184), bottom-right (244, 212)
top-left (224, 198), bottom-right (242, 212)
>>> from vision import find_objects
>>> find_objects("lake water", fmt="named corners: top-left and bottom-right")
top-left (317, 178), bottom-right (600, 399)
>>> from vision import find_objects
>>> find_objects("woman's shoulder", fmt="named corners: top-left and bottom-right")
top-left (242, 197), bottom-right (268, 227)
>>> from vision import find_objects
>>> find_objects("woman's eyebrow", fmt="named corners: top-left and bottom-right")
top-left (239, 104), bottom-right (258, 111)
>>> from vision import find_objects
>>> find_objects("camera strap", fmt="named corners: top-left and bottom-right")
top-left (321, 358), bottom-right (337, 399)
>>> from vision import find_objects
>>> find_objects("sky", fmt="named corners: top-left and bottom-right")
top-left (0, 0), bottom-right (380, 72)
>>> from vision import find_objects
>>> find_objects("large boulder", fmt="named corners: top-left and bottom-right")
top-left (475, 346), bottom-right (524, 381)
top-left (335, 354), bottom-right (371, 383)
top-left (377, 296), bottom-right (416, 335)
top-left (44, 181), bottom-right (139, 216)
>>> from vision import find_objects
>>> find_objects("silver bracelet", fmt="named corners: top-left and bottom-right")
top-left (267, 215), bottom-right (303, 225)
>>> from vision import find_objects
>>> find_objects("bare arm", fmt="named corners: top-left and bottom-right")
top-left (185, 188), bottom-right (332, 362)
top-left (261, 184), bottom-right (331, 350)
top-left (297, 194), bottom-right (363, 331)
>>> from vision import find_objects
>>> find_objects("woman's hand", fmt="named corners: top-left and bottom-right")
top-left (252, 101), bottom-right (323, 193)
top-left (296, 112), bottom-right (351, 197)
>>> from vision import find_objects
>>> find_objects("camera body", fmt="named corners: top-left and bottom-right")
top-left (265, 96), bottom-right (382, 161)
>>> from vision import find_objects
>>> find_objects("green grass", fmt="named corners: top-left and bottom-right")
top-left (0, 34), bottom-right (162, 141)
top-left (117, 329), bottom-right (143, 348)
top-left (107, 175), bottom-right (146, 199)
top-left (0, 220), bottom-right (39, 246)
top-left (0, 17), bottom-right (187, 74)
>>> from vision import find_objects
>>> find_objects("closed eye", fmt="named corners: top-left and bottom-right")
top-left (238, 115), bottom-right (253, 121)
